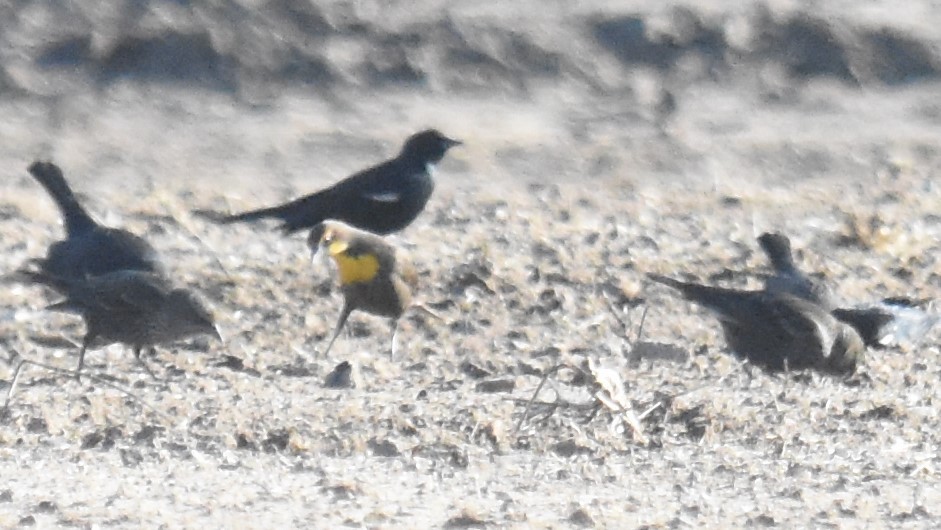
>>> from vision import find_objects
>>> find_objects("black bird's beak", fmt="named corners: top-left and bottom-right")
top-left (444, 137), bottom-right (462, 148)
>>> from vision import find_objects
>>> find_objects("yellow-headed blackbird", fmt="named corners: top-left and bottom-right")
top-left (307, 220), bottom-right (417, 356)
top-left (758, 231), bottom-right (892, 346)
top-left (36, 270), bottom-right (220, 377)
top-left (204, 129), bottom-right (461, 235)
top-left (648, 273), bottom-right (863, 374)
top-left (19, 161), bottom-right (163, 291)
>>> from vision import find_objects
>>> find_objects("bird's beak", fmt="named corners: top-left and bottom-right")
top-left (309, 243), bottom-right (331, 271)
top-left (444, 137), bottom-right (462, 148)
top-left (310, 244), bottom-right (322, 264)
top-left (307, 224), bottom-right (326, 253)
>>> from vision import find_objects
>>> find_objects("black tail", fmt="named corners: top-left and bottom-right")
top-left (216, 205), bottom-right (293, 225)
top-left (28, 161), bottom-right (97, 237)
top-left (832, 307), bottom-right (893, 347)
top-left (195, 194), bottom-right (325, 234)
top-left (757, 232), bottom-right (797, 272)
top-left (193, 205), bottom-right (296, 231)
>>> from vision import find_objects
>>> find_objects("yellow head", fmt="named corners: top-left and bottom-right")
top-left (309, 221), bottom-right (381, 286)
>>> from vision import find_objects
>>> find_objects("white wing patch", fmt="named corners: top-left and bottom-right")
top-left (365, 191), bottom-right (401, 202)
top-left (364, 163), bottom-right (436, 202)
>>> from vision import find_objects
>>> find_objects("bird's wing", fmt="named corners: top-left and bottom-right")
top-left (334, 159), bottom-right (413, 204)
top-left (86, 273), bottom-right (171, 313)
top-left (394, 248), bottom-right (419, 289)
top-left (764, 271), bottom-right (835, 309)
top-left (362, 191), bottom-right (402, 202)
top-left (764, 294), bottom-right (830, 358)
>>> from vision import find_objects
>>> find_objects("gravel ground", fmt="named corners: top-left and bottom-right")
top-left (1, 1), bottom-right (941, 528)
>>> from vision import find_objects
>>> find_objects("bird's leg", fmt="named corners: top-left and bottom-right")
top-left (323, 305), bottom-right (353, 357)
top-left (134, 346), bottom-right (159, 380)
top-left (4, 358), bottom-right (29, 409)
top-left (408, 302), bottom-right (443, 322)
top-left (76, 330), bottom-right (97, 381)
top-left (390, 319), bottom-right (401, 360)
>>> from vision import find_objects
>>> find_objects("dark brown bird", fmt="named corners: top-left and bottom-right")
top-left (757, 231), bottom-right (892, 346)
top-left (202, 129), bottom-right (461, 235)
top-left (307, 220), bottom-right (417, 357)
top-left (648, 273), bottom-right (864, 374)
top-left (18, 161), bottom-right (163, 290)
top-left (757, 232), bottom-right (835, 309)
top-left (33, 270), bottom-right (220, 377)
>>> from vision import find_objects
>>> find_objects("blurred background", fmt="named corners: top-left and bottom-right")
top-left (0, 0), bottom-right (939, 197)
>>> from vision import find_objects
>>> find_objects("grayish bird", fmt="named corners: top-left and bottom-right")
top-left (757, 231), bottom-right (892, 347)
top-left (648, 273), bottom-right (864, 374)
top-left (34, 270), bottom-right (220, 378)
top-left (757, 232), bottom-right (835, 309)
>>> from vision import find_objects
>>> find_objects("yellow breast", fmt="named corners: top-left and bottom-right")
top-left (328, 241), bottom-right (380, 285)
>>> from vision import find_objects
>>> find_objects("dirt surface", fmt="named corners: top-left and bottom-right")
top-left (1, 1), bottom-right (941, 528)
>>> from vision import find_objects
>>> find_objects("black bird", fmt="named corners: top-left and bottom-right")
top-left (202, 129), bottom-right (461, 235)
top-left (19, 161), bottom-right (162, 290)
top-left (34, 270), bottom-right (220, 377)
top-left (648, 273), bottom-right (864, 374)
top-left (757, 231), bottom-right (892, 346)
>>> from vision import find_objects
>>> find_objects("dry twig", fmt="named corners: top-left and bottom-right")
top-left (3, 350), bottom-right (171, 420)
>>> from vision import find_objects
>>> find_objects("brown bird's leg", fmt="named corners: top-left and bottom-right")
top-left (323, 304), bottom-right (353, 357)
top-left (390, 319), bottom-right (401, 360)
top-left (76, 344), bottom-right (88, 381)
top-left (409, 302), bottom-right (443, 321)
top-left (133, 346), bottom-right (159, 380)
top-left (391, 304), bottom-right (442, 359)
top-left (76, 328), bottom-right (98, 381)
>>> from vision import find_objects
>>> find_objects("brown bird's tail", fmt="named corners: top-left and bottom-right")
top-left (11, 265), bottom-right (74, 291)
top-left (646, 273), bottom-right (761, 321)
top-left (28, 161), bottom-right (98, 237)
top-left (647, 273), bottom-right (740, 305)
